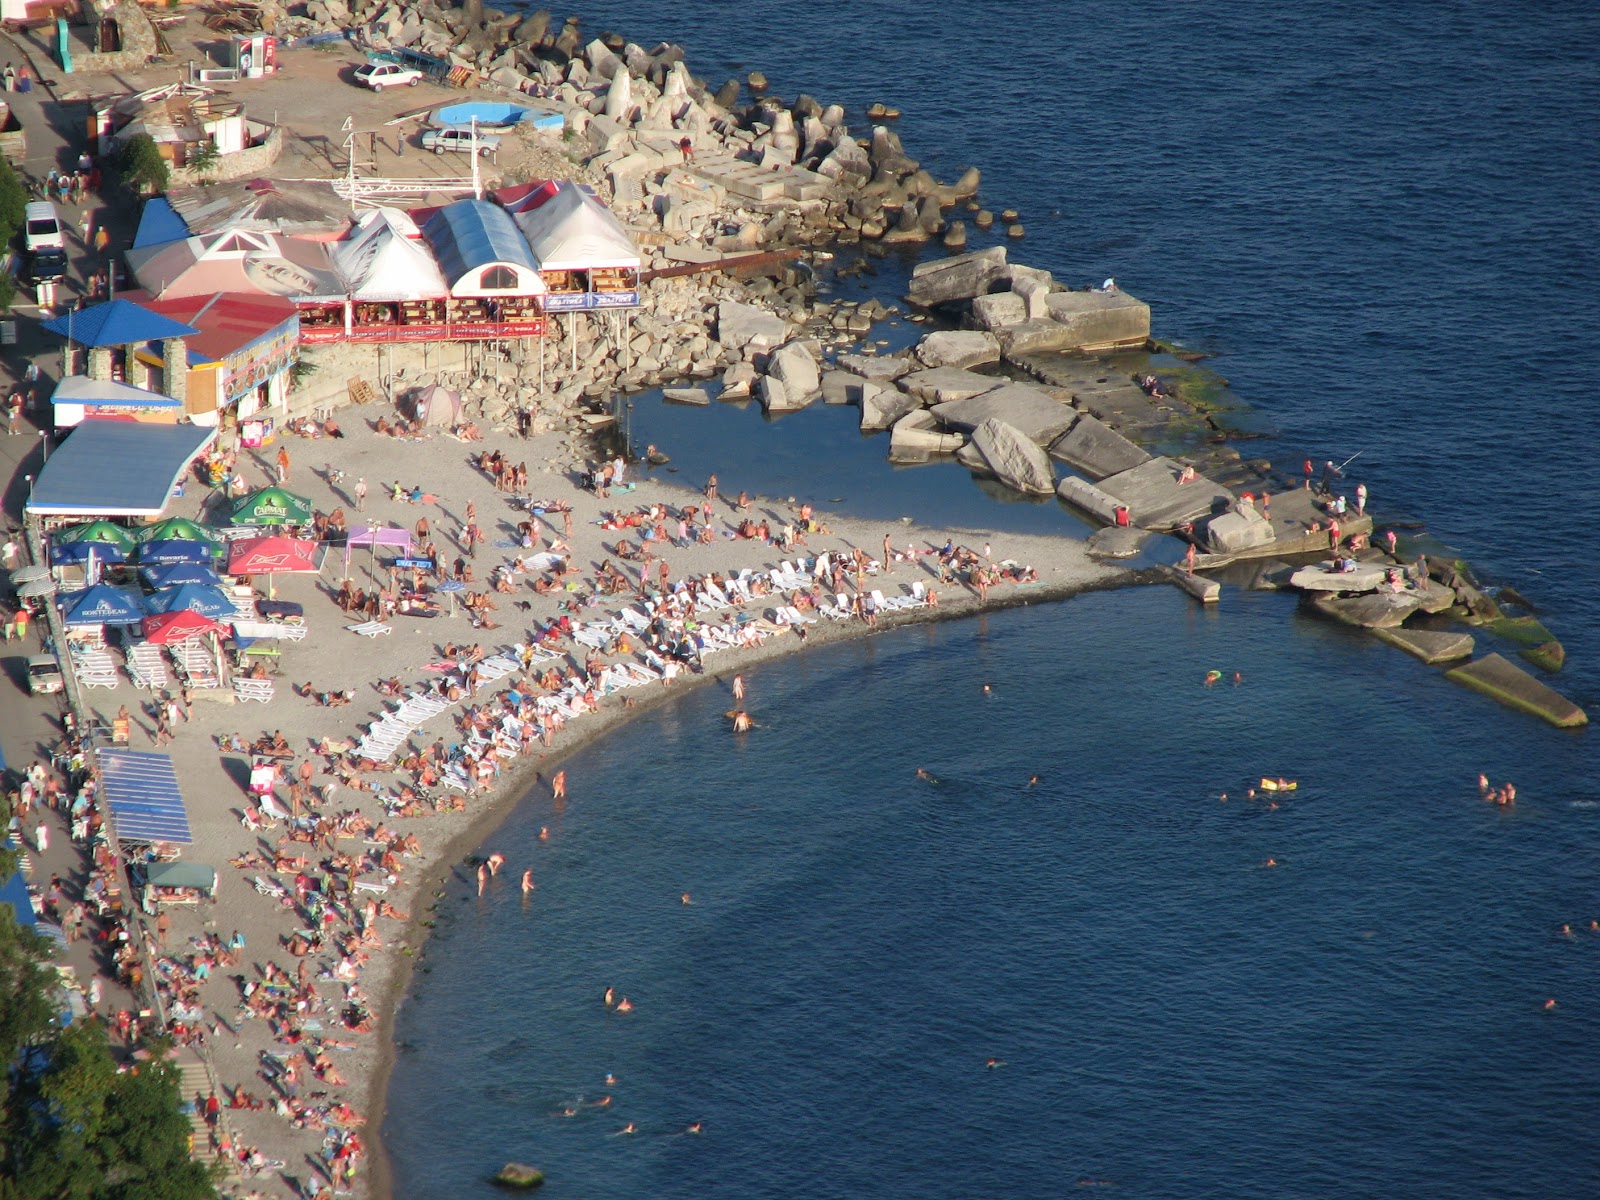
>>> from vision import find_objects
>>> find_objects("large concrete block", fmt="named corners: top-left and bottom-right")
top-left (916, 329), bottom-right (1001, 370)
top-left (768, 342), bottom-right (820, 399)
top-left (897, 366), bottom-right (1001, 404)
top-left (1049, 413), bottom-right (1151, 479)
top-left (970, 291), bottom-right (1027, 329)
top-left (995, 318), bottom-right (1085, 356)
top-left (1096, 457), bottom-right (1233, 530)
top-left (970, 418), bottom-right (1055, 496)
top-left (717, 300), bottom-right (788, 353)
top-left (931, 383), bottom-right (1076, 445)
top-left (1056, 476), bottom-right (1125, 524)
top-left (860, 382), bottom-right (921, 431)
top-left (1042, 289), bottom-right (1151, 349)
top-left (906, 246), bottom-right (1007, 308)
top-left (1204, 507), bottom-right (1276, 554)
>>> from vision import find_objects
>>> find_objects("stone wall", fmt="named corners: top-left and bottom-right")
top-left (168, 125), bottom-right (286, 188)
top-left (65, 0), bottom-right (158, 76)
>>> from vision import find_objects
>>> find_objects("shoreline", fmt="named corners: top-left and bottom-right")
top-left (359, 561), bottom-right (1158, 1200)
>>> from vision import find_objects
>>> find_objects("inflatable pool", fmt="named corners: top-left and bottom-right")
top-left (434, 101), bottom-right (564, 131)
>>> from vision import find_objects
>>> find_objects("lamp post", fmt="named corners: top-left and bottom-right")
top-left (38, 428), bottom-right (49, 463)
top-left (24, 472), bottom-right (32, 501)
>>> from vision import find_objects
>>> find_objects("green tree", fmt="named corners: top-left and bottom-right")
top-left (185, 138), bottom-right (219, 177)
top-left (116, 133), bottom-right (169, 196)
top-left (0, 154), bottom-right (26, 246)
top-left (0, 904), bottom-right (55, 1111)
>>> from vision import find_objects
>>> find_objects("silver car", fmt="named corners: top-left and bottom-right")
top-left (421, 127), bottom-right (502, 157)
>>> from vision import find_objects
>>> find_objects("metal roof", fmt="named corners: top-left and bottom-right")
top-left (51, 376), bottom-right (183, 408)
top-left (41, 298), bottom-right (198, 347)
top-left (134, 196), bottom-right (191, 249)
top-left (100, 750), bottom-right (192, 845)
top-left (27, 421), bottom-right (216, 518)
top-left (421, 198), bottom-right (538, 283)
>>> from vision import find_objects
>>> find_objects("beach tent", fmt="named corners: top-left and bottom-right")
top-left (54, 519), bottom-right (138, 552)
top-left (137, 538), bottom-right (216, 566)
top-left (138, 516), bottom-right (218, 545)
top-left (231, 486), bottom-right (314, 527)
top-left (141, 609), bottom-right (226, 644)
top-left (146, 582), bottom-right (236, 619)
top-left (59, 584), bottom-right (147, 627)
top-left (343, 525), bottom-right (412, 573)
top-left (332, 207), bottom-right (449, 301)
top-left (140, 561), bottom-right (222, 589)
top-left (411, 383), bottom-right (461, 427)
top-left (509, 181), bottom-right (641, 271)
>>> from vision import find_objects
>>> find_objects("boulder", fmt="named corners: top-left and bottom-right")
top-left (970, 290), bottom-right (1027, 329)
top-left (820, 370), bottom-right (857, 406)
top-left (1011, 274), bottom-right (1051, 320)
top-left (716, 301), bottom-right (788, 353)
top-left (719, 361), bottom-right (757, 399)
top-left (1371, 628), bottom-right (1476, 665)
top-left (1203, 506), bottom-right (1275, 554)
top-left (1445, 654), bottom-right (1588, 728)
top-left (897, 366), bottom-right (1000, 404)
top-left (662, 387), bottom-right (711, 405)
top-left (859, 383), bottom-right (920, 432)
top-left (1056, 476), bottom-right (1125, 525)
top-left (1096, 457), bottom-right (1233, 531)
top-left (915, 329), bottom-right (1001, 370)
top-left (931, 383), bottom-right (1076, 445)
top-left (768, 342), bottom-right (820, 400)
top-left (1041, 289), bottom-right (1152, 349)
top-left (1310, 591), bottom-right (1421, 629)
top-left (492, 1162), bottom-right (546, 1189)
top-left (1085, 526), bottom-right (1149, 558)
top-left (889, 409), bottom-right (964, 459)
top-left (906, 246), bottom-right (1007, 308)
top-left (603, 71), bottom-right (634, 122)
top-left (1048, 413), bottom-right (1150, 479)
top-left (836, 351), bottom-right (913, 381)
top-left (1414, 578), bottom-right (1457, 614)
top-left (1165, 565), bottom-right (1222, 604)
top-left (759, 374), bottom-right (810, 414)
top-left (970, 418), bottom-right (1054, 496)
top-left (995, 318), bottom-right (1085, 357)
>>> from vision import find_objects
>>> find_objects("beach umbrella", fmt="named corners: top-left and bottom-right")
top-left (16, 577), bottom-right (56, 599)
top-left (53, 519), bottom-right (137, 552)
top-left (142, 609), bottom-right (226, 644)
top-left (136, 539), bottom-right (216, 567)
top-left (227, 534), bottom-right (320, 576)
top-left (147, 583), bottom-right (236, 619)
top-left (58, 584), bottom-right (147, 627)
top-left (231, 486), bottom-right (314, 527)
top-left (140, 562), bottom-right (222, 590)
top-left (8, 566), bottom-right (51, 585)
top-left (51, 539), bottom-right (127, 567)
top-left (137, 517), bottom-right (218, 545)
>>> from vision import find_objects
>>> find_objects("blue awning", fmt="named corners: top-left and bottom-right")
top-left (42, 298), bottom-right (199, 347)
top-left (99, 750), bottom-right (192, 845)
top-left (134, 196), bottom-right (190, 249)
top-left (27, 421), bottom-right (216, 518)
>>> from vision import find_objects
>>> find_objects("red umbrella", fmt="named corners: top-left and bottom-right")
top-left (227, 535), bottom-right (320, 576)
top-left (142, 609), bottom-right (227, 644)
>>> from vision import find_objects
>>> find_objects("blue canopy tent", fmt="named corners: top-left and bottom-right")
top-left (146, 582), bottom-right (235, 619)
top-left (98, 750), bottom-right (192, 845)
top-left (141, 562), bottom-right (222, 589)
top-left (50, 540), bottom-right (127, 567)
top-left (137, 538), bottom-right (217, 566)
top-left (59, 584), bottom-right (147, 627)
top-left (41, 298), bottom-right (199, 348)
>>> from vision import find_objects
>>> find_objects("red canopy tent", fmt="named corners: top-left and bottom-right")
top-left (228, 534), bottom-right (321, 598)
top-left (142, 610), bottom-right (227, 644)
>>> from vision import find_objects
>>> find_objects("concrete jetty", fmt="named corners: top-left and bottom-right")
top-left (1445, 654), bottom-right (1589, 728)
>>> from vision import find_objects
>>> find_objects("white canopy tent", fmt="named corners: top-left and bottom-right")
top-left (331, 208), bottom-right (448, 301)
top-left (512, 183), bottom-right (641, 271)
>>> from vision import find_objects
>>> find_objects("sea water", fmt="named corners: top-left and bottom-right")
top-left (384, 2), bottom-right (1600, 1195)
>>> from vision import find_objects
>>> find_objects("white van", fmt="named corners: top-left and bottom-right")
top-left (24, 200), bottom-right (63, 252)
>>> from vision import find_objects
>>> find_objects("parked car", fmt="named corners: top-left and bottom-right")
top-left (353, 61), bottom-right (424, 91)
top-left (23, 247), bottom-right (65, 284)
top-left (23, 201), bottom-right (63, 253)
top-left (26, 653), bottom-right (63, 696)
top-left (420, 127), bottom-right (502, 157)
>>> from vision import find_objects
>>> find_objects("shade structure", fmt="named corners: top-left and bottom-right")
top-left (99, 749), bottom-right (192, 845)
top-left (9, 566), bottom-right (52, 585)
top-left (146, 582), bottom-right (236, 619)
top-left (227, 534), bottom-right (320, 576)
top-left (137, 538), bottom-right (216, 566)
top-left (59, 584), bottom-right (147, 626)
top-left (26, 421), bottom-right (216, 519)
top-left (231, 486), bottom-right (314, 526)
top-left (142, 609), bottom-right (226, 644)
top-left (40, 298), bottom-right (199, 347)
top-left (54, 519), bottom-right (137, 551)
top-left (137, 516), bottom-right (218, 545)
top-left (16, 577), bottom-right (56, 599)
top-left (51, 540), bottom-right (126, 567)
top-left (140, 562), bottom-right (221, 590)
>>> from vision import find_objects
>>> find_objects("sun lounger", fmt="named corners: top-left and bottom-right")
top-left (346, 621), bottom-right (392, 637)
top-left (233, 677), bottom-right (275, 704)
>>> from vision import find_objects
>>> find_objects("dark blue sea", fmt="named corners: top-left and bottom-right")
top-left (383, 3), bottom-right (1600, 1196)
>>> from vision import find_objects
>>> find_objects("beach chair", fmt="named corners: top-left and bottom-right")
top-left (347, 621), bottom-right (393, 637)
top-left (233, 677), bottom-right (275, 704)
top-left (908, 582), bottom-right (930, 607)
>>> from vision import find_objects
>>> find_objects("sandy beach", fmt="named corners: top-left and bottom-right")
top-left (75, 401), bottom-right (1143, 1198)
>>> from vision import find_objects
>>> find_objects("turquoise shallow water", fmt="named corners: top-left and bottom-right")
top-left (385, 1), bottom-right (1600, 1194)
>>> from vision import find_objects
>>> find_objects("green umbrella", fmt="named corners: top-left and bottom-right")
top-left (137, 516), bottom-right (218, 545)
top-left (53, 519), bottom-right (137, 552)
top-left (230, 486), bottom-right (315, 527)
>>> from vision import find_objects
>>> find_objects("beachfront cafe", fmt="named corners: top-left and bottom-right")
top-left (501, 181), bottom-right (642, 311)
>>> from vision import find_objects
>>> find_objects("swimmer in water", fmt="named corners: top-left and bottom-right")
top-left (605, 1074), bottom-right (617, 1086)
top-left (538, 826), bottom-right (550, 841)
top-left (985, 1058), bottom-right (1005, 1069)
top-left (558, 1107), bottom-right (578, 1118)
top-left (1027, 775), bottom-right (1040, 787)
top-left (732, 673), bottom-right (745, 702)
top-left (616, 1123), bottom-right (636, 1136)
top-left (1544, 998), bottom-right (1558, 1011)
top-left (1219, 792), bottom-right (1228, 802)
top-left (1246, 788), bottom-right (1256, 799)
top-left (1591, 921), bottom-right (1599, 933)
top-left (1267, 800), bottom-right (1279, 810)
top-left (1232, 671), bottom-right (1243, 686)
top-left (521, 870), bottom-right (534, 894)
top-left (1263, 857), bottom-right (1279, 868)
top-left (915, 767), bottom-right (940, 783)
top-left (1561, 924), bottom-right (1573, 936)
top-left (615, 997), bottom-right (634, 1013)
top-left (1477, 773), bottom-right (1490, 796)
top-left (982, 682), bottom-right (993, 695)
top-left (732, 710), bottom-right (753, 733)
top-left (685, 1122), bottom-right (703, 1134)
top-left (486, 853), bottom-right (504, 876)
top-left (604, 986), bottom-right (615, 1007)
top-left (591, 1095), bottom-right (612, 1108)
top-left (476, 863), bottom-right (488, 895)
top-left (680, 892), bottom-right (693, 905)
top-left (1204, 670), bottom-right (1222, 687)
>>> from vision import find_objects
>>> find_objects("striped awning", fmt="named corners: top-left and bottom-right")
top-left (100, 750), bottom-right (192, 845)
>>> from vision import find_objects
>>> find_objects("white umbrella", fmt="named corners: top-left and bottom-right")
top-left (9, 566), bottom-right (50, 585)
top-left (16, 577), bottom-right (56, 599)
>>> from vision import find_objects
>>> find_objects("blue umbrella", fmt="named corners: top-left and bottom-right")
top-left (137, 539), bottom-right (216, 567)
top-left (147, 583), bottom-right (236, 619)
top-left (51, 540), bottom-right (127, 567)
top-left (140, 562), bottom-right (222, 590)
top-left (59, 584), bottom-right (147, 627)
top-left (436, 580), bottom-right (466, 593)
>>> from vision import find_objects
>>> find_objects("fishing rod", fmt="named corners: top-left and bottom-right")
top-left (1335, 450), bottom-right (1366, 472)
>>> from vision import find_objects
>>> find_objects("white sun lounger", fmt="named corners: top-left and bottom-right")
top-left (347, 621), bottom-right (392, 637)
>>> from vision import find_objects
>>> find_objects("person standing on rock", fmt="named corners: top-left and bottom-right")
top-left (1328, 517), bottom-right (1342, 554)
top-left (354, 478), bottom-right (367, 511)
top-left (1356, 482), bottom-right (1368, 515)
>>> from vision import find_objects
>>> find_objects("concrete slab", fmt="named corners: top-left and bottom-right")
top-left (1288, 561), bottom-right (1390, 593)
top-left (1049, 412), bottom-right (1151, 479)
top-left (1445, 653), bottom-right (1589, 728)
top-left (1372, 628), bottom-right (1476, 665)
top-left (1097, 457), bottom-right (1233, 531)
top-left (1056, 476), bottom-right (1125, 525)
top-left (931, 383), bottom-right (1076, 445)
top-left (1042, 289), bottom-right (1152, 349)
top-left (898, 367), bottom-right (1003, 404)
top-left (1310, 591), bottom-right (1421, 629)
